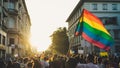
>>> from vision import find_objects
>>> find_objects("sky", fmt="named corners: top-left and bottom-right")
top-left (25, 0), bottom-right (80, 51)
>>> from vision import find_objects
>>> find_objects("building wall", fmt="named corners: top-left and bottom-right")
top-left (1, 0), bottom-right (31, 58)
top-left (0, 0), bottom-right (7, 58)
top-left (83, 2), bottom-right (120, 55)
top-left (67, 0), bottom-right (120, 56)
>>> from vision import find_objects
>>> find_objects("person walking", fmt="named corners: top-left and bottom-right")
top-left (6, 60), bottom-right (13, 68)
top-left (86, 54), bottom-right (99, 68)
top-left (27, 62), bottom-right (34, 68)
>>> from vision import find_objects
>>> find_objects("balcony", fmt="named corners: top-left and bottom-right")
top-left (1, 24), bottom-right (7, 32)
top-left (7, 8), bottom-right (18, 15)
top-left (3, 7), bottom-right (18, 16)
top-left (0, 44), bottom-right (6, 50)
top-left (3, 0), bottom-right (18, 3)
top-left (0, 20), bottom-right (7, 32)
top-left (3, 2), bottom-right (18, 15)
top-left (7, 28), bottom-right (19, 34)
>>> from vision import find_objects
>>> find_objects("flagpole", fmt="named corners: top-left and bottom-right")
top-left (74, 8), bottom-right (84, 36)
top-left (74, 9), bottom-right (85, 55)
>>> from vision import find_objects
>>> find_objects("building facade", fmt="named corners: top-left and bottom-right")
top-left (66, 0), bottom-right (120, 56)
top-left (0, 0), bottom-right (7, 58)
top-left (0, 0), bottom-right (31, 59)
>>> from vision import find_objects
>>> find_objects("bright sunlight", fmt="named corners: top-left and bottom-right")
top-left (30, 34), bottom-right (51, 52)
top-left (30, 26), bottom-right (52, 52)
top-left (26, 0), bottom-right (80, 52)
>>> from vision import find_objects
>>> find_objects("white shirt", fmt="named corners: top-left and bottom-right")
top-left (76, 62), bottom-right (99, 68)
top-left (86, 63), bottom-right (99, 68)
top-left (76, 63), bottom-right (86, 68)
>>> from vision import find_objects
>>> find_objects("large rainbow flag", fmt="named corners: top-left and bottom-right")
top-left (75, 9), bottom-right (114, 50)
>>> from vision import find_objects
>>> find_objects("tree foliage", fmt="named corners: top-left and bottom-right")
top-left (50, 27), bottom-right (69, 55)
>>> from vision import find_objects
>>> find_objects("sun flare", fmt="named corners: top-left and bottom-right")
top-left (30, 33), bottom-right (51, 52)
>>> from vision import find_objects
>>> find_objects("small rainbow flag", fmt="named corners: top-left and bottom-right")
top-left (75, 9), bottom-right (114, 50)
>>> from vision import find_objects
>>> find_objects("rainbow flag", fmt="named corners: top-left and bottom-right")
top-left (75, 9), bottom-right (114, 50)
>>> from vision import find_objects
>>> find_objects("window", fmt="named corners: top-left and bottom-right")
top-left (18, 3), bottom-right (21, 8)
top-left (92, 4), bottom-right (97, 10)
top-left (9, 0), bottom-right (15, 2)
top-left (103, 4), bottom-right (107, 10)
top-left (9, 38), bottom-right (15, 44)
top-left (0, 34), bottom-right (1, 44)
top-left (112, 4), bottom-right (117, 10)
top-left (106, 17), bottom-right (117, 25)
top-left (4, 0), bottom-right (8, 2)
top-left (0, 13), bottom-right (1, 26)
top-left (99, 17), bottom-right (117, 25)
top-left (2, 36), bottom-right (5, 45)
top-left (0, 0), bottom-right (2, 5)
top-left (99, 17), bottom-right (106, 25)
top-left (78, 46), bottom-right (83, 50)
top-left (114, 30), bottom-right (120, 39)
top-left (8, 17), bottom-right (15, 28)
top-left (115, 45), bottom-right (120, 53)
top-left (8, 2), bottom-right (15, 9)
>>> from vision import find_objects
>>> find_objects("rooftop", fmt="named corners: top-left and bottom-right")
top-left (66, 0), bottom-right (120, 22)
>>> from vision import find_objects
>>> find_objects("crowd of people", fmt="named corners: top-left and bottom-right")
top-left (0, 53), bottom-right (120, 68)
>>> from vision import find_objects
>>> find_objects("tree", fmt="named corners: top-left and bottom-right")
top-left (50, 27), bottom-right (69, 55)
